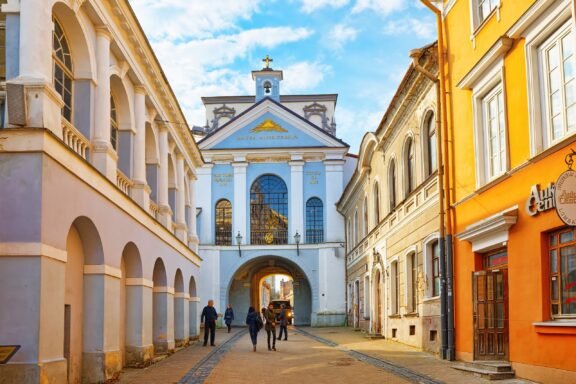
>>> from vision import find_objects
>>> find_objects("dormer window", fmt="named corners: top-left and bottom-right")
top-left (263, 81), bottom-right (272, 94)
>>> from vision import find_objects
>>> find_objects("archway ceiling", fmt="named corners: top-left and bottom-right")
top-left (232, 256), bottom-right (306, 281)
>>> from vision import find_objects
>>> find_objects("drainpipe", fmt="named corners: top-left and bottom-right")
top-left (417, 0), bottom-right (455, 361)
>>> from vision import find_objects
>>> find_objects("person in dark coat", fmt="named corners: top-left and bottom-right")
top-left (224, 304), bottom-right (234, 333)
top-left (264, 303), bottom-right (277, 351)
top-left (277, 303), bottom-right (288, 341)
top-left (245, 306), bottom-right (263, 352)
top-left (201, 299), bottom-right (218, 346)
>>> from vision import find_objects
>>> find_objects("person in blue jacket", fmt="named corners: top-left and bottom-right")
top-left (245, 306), bottom-right (263, 352)
top-left (224, 304), bottom-right (235, 333)
top-left (200, 299), bottom-right (218, 346)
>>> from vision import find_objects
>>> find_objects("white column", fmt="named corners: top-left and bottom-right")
top-left (131, 86), bottom-right (150, 209)
top-left (174, 153), bottom-right (187, 242)
top-left (324, 159), bottom-right (345, 242)
top-left (188, 175), bottom-right (199, 252)
top-left (157, 125), bottom-right (172, 228)
top-left (232, 161), bottom-right (248, 244)
top-left (18, 0), bottom-right (51, 81)
top-left (92, 27), bottom-right (117, 181)
top-left (290, 159), bottom-right (305, 242)
top-left (4, 0), bottom-right (63, 134)
top-left (197, 164), bottom-right (213, 244)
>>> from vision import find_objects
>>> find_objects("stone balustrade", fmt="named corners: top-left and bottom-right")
top-left (62, 120), bottom-right (90, 160)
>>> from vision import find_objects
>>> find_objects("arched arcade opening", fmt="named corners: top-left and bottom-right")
top-left (226, 256), bottom-right (312, 326)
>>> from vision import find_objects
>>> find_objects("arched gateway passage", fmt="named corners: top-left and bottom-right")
top-left (227, 256), bottom-right (312, 326)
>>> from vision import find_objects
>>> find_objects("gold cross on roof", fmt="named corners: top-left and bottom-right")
top-left (262, 55), bottom-right (273, 69)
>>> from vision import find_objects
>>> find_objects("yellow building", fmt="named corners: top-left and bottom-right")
top-left (439, 0), bottom-right (576, 382)
top-left (338, 43), bottom-right (441, 353)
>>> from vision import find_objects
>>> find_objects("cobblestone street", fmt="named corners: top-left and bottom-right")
top-left (116, 327), bottom-right (534, 384)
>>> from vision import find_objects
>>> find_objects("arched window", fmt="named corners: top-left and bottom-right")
top-left (426, 113), bottom-right (437, 175)
top-left (53, 18), bottom-right (73, 122)
top-left (373, 182), bottom-right (380, 226)
top-left (404, 137), bottom-right (416, 196)
top-left (354, 209), bottom-right (359, 246)
top-left (388, 159), bottom-right (397, 211)
top-left (363, 196), bottom-right (368, 237)
top-left (305, 197), bottom-right (323, 244)
top-left (215, 199), bottom-right (232, 245)
top-left (250, 175), bottom-right (288, 245)
top-left (110, 96), bottom-right (118, 151)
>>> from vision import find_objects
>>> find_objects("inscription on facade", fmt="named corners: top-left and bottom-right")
top-left (305, 171), bottom-right (320, 185)
top-left (214, 173), bottom-right (232, 187)
top-left (236, 134), bottom-right (298, 141)
top-left (526, 183), bottom-right (555, 216)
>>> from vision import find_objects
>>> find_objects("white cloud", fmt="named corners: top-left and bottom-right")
top-left (145, 26), bottom-right (313, 126)
top-left (282, 62), bottom-right (333, 93)
top-left (327, 24), bottom-right (359, 51)
top-left (382, 17), bottom-right (435, 40)
top-left (129, 0), bottom-right (263, 40)
top-left (300, 0), bottom-right (350, 13)
top-left (352, 0), bottom-right (407, 15)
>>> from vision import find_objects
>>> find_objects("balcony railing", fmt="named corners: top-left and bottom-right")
top-left (251, 229), bottom-right (288, 245)
top-left (149, 200), bottom-right (159, 219)
top-left (116, 169), bottom-right (133, 196)
top-left (62, 120), bottom-right (90, 160)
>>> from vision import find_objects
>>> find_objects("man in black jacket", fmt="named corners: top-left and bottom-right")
top-left (201, 299), bottom-right (218, 346)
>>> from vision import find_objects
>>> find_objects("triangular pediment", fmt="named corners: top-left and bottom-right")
top-left (198, 98), bottom-right (347, 150)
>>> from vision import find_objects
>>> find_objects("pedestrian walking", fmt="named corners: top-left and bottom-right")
top-left (201, 299), bottom-right (218, 346)
top-left (277, 303), bottom-right (288, 341)
top-left (264, 303), bottom-right (277, 351)
top-left (245, 306), bottom-right (263, 352)
top-left (224, 304), bottom-right (235, 333)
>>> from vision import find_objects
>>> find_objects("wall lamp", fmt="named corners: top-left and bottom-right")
top-left (294, 231), bottom-right (301, 256)
top-left (236, 231), bottom-right (243, 257)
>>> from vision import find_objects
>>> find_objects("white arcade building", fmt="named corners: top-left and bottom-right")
top-left (194, 60), bottom-right (355, 326)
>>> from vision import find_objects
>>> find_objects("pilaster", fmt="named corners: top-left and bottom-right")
top-left (124, 279), bottom-right (154, 367)
top-left (197, 164), bottom-right (213, 244)
top-left (232, 161), bottom-right (248, 244)
top-left (290, 157), bottom-right (305, 243)
top-left (324, 159), bottom-right (346, 242)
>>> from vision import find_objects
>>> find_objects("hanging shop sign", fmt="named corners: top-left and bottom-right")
top-left (554, 149), bottom-right (576, 226)
top-left (525, 183), bottom-right (555, 216)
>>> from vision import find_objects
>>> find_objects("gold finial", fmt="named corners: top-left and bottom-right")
top-left (262, 54), bottom-right (273, 69)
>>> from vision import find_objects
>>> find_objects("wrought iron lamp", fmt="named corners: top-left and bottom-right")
top-left (294, 231), bottom-right (301, 256)
top-left (236, 231), bottom-right (243, 257)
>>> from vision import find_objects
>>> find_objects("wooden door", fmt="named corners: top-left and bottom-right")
top-left (472, 269), bottom-right (509, 361)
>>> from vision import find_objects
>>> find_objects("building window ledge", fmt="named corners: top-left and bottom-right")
top-left (404, 312), bottom-right (419, 318)
top-left (533, 321), bottom-right (576, 335)
top-left (389, 314), bottom-right (401, 319)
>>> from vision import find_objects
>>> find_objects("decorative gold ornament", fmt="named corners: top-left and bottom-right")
top-left (250, 119), bottom-right (288, 133)
top-left (264, 232), bottom-right (274, 244)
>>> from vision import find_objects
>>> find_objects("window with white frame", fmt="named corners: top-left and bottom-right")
top-left (363, 275), bottom-right (370, 320)
top-left (388, 159), bottom-right (397, 211)
top-left (391, 261), bottom-right (399, 315)
top-left (470, 0), bottom-right (500, 32)
top-left (540, 24), bottom-right (575, 146)
top-left (404, 137), bottom-right (416, 197)
top-left (406, 251), bottom-right (418, 313)
top-left (347, 219), bottom-right (352, 252)
top-left (523, 2), bottom-right (575, 154)
top-left (423, 236), bottom-right (441, 299)
top-left (482, 84), bottom-right (507, 180)
top-left (424, 112), bottom-right (437, 176)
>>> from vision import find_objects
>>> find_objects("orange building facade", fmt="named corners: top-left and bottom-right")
top-left (442, 0), bottom-right (576, 382)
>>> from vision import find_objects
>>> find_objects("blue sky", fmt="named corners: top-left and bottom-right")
top-left (129, 0), bottom-right (437, 153)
